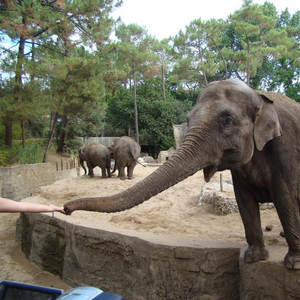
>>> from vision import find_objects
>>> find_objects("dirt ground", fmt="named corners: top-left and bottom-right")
top-left (0, 153), bottom-right (287, 290)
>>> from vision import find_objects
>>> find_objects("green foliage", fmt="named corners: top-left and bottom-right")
top-left (0, 142), bottom-right (44, 166)
top-left (106, 87), bottom-right (135, 131)
top-left (0, 147), bottom-right (10, 166)
top-left (1, 0), bottom-right (300, 157)
top-left (106, 78), bottom-right (192, 150)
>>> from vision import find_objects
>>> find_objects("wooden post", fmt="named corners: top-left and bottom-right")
top-left (220, 173), bottom-right (223, 192)
top-left (61, 159), bottom-right (63, 171)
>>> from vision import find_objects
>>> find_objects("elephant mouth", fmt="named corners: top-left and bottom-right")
top-left (203, 165), bottom-right (218, 182)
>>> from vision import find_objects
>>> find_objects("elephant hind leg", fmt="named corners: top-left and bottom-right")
top-left (127, 162), bottom-right (136, 180)
top-left (107, 167), bottom-right (111, 178)
top-left (101, 168), bottom-right (108, 178)
top-left (118, 166), bottom-right (126, 180)
top-left (87, 164), bottom-right (94, 177)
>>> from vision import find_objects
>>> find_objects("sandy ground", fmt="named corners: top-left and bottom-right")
top-left (0, 158), bottom-right (288, 290)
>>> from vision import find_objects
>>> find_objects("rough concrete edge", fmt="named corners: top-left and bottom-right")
top-left (16, 212), bottom-right (300, 300)
top-left (16, 213), bottom-right (241, 300)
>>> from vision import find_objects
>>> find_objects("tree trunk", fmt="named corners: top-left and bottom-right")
top-left (43, 112), bottom-right (58, 162)
top-left (5, 122), bottom-right (13, 147)
top-left (57, 114), bottom-right (68, 153)
top-left (133, 63), bottom-right (139, 144)
top-left (21, 120), bottom-right (25, 148)
top-left (246, 35), bottom-right (250, 84)
top-left (211, 36), bottom-right (228, 79)
top-left (162, 65), bottom-right (166, 99)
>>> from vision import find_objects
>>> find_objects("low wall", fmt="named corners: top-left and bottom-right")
top-left (16, 213), bottom-right (300, 300)
top-left (16, 213), bottom-right (241, 300)
top-left (0, 164), bottom-right (80, 201)
top-left (82, 137), bottom-right (118, 148)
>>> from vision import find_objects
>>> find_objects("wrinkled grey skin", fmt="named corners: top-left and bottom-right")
top-left (110, 136), bottom-right (141, 180)
top-left (79, 143), bottom-right (111, 178)
top-left (65, 79), bottom-right (300, 270)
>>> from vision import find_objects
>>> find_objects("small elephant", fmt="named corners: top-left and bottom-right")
top-left (65, 79), bottom-right (300, 270)
top-left (110, 136), bottom-right (141, 180)
top-left (79, 143), bottom-right (111, 178)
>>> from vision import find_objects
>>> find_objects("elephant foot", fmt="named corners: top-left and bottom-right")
top-left (127, 176), bottom-right (134, 180)
top-left (244, 245), bottom-right (269, 263)
top-left (284, 251), bottom-right (300, 269)
top-left (119, 176), bottom-right (126, 180)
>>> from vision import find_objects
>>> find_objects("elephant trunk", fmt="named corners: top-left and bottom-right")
top-left (64, 129), bottom-right (215, 215)
top-left (80, 158), bottom-right (87, 175)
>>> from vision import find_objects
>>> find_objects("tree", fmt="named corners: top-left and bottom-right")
top-left (0, 0), bottom-right (63, 147)
top-left (229, 1), bottom-right (295, 85)
top-left (152, 38), bottom-right (173, 99)
top-left (114, 23), bottom-right (158, 143)
top-left (0, 0), bottom-right (121, 154)
top-left (171, 18), bottom-right (227, 92)
top-left (107, 78), bottom-right (192, 152)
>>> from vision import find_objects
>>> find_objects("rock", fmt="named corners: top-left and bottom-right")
top-left (199, 172), bottom-right (275, 215)
top-left (139, 156), bottom-right (154, 163)
top-left (265, 225), bottom-right (273, 231)
top-left (158, 147), bottom-right (176, 164)
top-left (198, 174), bottom-right (238, 215)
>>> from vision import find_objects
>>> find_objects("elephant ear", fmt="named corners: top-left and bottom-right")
top-left (254, 93), bottom-right (282, 151)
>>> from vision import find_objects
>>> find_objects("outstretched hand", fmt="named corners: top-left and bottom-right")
top-left (48, 204), bottom-right (66, 214)
top-left (0, 197), bottom-right (66, 214)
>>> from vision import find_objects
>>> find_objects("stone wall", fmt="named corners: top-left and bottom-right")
top-left (16, 213), bottom-right (300, 300)
top-left (16, 213), bottom-right (241, 300)
top-left (0, 164), bottom-right (80, 201)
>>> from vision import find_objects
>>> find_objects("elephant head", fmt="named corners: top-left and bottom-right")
top-left (64, 79), bottom-right (281, 214)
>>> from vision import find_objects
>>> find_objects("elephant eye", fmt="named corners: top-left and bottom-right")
top-left (221, 115), bottom-right (234, 127)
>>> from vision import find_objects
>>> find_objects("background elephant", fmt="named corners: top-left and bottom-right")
top-left (110, 136), bottom-right (141, 180)
top-left (79, 143), bottom-right (111, 178)
top-left (65, 79), bottom-right (300, 270)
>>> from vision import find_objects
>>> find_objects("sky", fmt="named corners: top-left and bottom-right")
top-left (112, 0), bottom-right (299, 40)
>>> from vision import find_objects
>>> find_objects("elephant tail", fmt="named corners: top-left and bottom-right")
top-left (112, 157), bottom-right (117, 173)
top-left (135, 158), bottom-right (146, 168)
top-left (130, 148), bottom-right (146, 168)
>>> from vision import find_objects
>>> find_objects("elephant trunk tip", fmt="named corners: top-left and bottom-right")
top-left (63, 204), bottom-right (74, 215)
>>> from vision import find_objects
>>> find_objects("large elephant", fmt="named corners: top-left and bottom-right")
top-left (79, 143), bottom-right (111, 178)
top-left (110, 136), bottom-right (141, 180)
top-left (65, 79), bottom-right (300, 270)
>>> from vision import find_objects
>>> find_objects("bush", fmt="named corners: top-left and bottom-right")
top-left (0, 142), bottom-right (44, 166)
top-left (0, 147), bottom-right (10, 167)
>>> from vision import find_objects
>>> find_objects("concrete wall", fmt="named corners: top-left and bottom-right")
top-left (0, 164), bottom-right (80, 201)
top-left (16, 213), bottom-right (300, 300)
top-left (16, 213), bottom-right (241, 300)
top-left (82, 137), bottom-right (118, 148)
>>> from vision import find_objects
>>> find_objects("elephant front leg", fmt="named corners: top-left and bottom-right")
top-left (233, 181), bottom-right (269, 263)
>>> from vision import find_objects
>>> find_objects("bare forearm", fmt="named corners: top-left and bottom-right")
top-left (0, 198), bottom-right (65, 214)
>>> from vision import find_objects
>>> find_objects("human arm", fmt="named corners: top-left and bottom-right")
top-left (0, 198), bottom-right (65, 214)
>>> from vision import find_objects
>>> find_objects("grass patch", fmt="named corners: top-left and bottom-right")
top-left (0, 141), bottom-right (45, 167)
